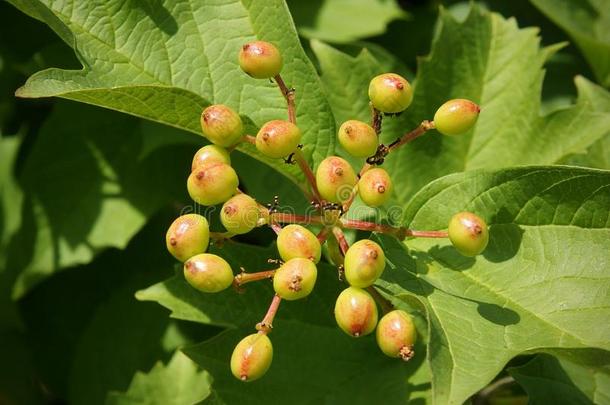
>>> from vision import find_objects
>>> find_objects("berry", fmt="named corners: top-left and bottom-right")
top-left (368, 73), bottom-right (413, 113)
top-left (376, 310), bottom-right (417, 361)
top-left (183, 253), bottom-right (233, 293)
top-left (334, 287), bottom-right (378, 337)
top-left (238, 41), bottom-right (283, 79)
top-left (338, 120), bottom-right (378, 158)
top-left (200, 105), bottom-right (244, 147)
top-left (221, 194), bottom-right (261, 235)
top-left (255, 120), bottom-right (301, 158)
top-left (358, 168), bottom-right (392, 207)
top-left (187, 163), bottom-right (238, 206)
top-left (165, 214), bottom-right (210, 262)
top-left (448, 212), bottom-right (489, 256)
top-left (191, 145), bottom-right (231, 172)
top-left (273, 258), bottom-right (317, 301)
top-left (276, 224), bottom-right (321, 263)
top-left (434, 99), bottom-right (480, 136)
top-left (230, 333), bottom-right (273, 381)
top-left (344, 239), bottom-right (386, 288)
top-left (315, 156), bottom-right (357, 203)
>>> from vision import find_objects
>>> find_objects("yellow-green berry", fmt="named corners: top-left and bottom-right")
top-left (183, 253), bottom-right (233, 293)
top-left (165, 214), bottom-right (210, 262)
top-left (315, 156), bottom-right (357, 203)
top-left (191, 145), bottom-right (231, 172)
top-left (368, 73), bottom-right (413, 113)
top-left (273, 258), bottom-right (317, 301)
top-left (338, 120), bottom-right (378, 158)
top-left (187, 163), bottom-right (238, 206)
top-left (200, 105), bottom-right (244, 147)
top-left (434, 99), bottom-right (480, 136)
top-left (255, 120), bottom-right (301, 159)
top-left (448, 212), bottom-right (489, 256)
top-left (344, 239), bottom-right (386, 288)
top-left (230, 333), bottom-right (273, 381)
top-left (238, 41), bottom-right (283, 79)
top-left (220, 194), bottom-right (260, 235)
top-left (334, 287), bottom-right (378, 337)
top-left (276, 224), bottom-right (321, 263)
top-left (376, 310), bottom-right (417, 361)
top-left (358, 168), bottom-right (392, 207)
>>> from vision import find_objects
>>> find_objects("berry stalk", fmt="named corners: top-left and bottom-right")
top-left (234, 269), bottom-right (276, 288)
top-left (256, 293), bottom-right (282, 334)
top-left (366, 286), bottom-right (394, 314)
top-left (332, 227), bottom-right (350, 255)
top-left (274, 74), bottom-right (296, 124)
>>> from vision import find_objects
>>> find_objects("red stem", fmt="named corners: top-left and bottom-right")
top-left (234, 269), bottom-right (276, 288)
top-left (257, 294), bottom-right (282, 335)
top-left (274, 74), bottom-right (296, 124)
top-left (332, 227), bottom-right (350, 255)
top-left (316, 227), bottom-right (330, 244)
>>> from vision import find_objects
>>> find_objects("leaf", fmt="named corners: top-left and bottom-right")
top-left (287, 0), bottom-right (407, 43)
top-left (106, 351), bottom-right (211, 405)
top-left (8, 0), bottom-right (336, 184)
top-left (531, 0), bottom-right (610, 88)
top-left (373, 165), bottom-right (610, 404)
top-left (509, 351), bottom-right (610, 404)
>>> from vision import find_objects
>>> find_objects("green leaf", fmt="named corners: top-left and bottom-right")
top-left (106, 351), bottom-right (211, 405)
top-left (374, 165), bottom-right (610, 404)
top-left (509, 351), bottom-right (610, 404)
top-left (8, 0), bottom-right (336, 184)
top-left (531, 0), bottom-right (610, 87)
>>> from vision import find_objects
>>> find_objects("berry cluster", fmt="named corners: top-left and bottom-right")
top-left (165, 40), bottom-right (487, 381)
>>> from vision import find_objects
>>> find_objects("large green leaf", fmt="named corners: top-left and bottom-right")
top-left (372, 165), bottom-right (610, 404)
top-left (8, 0), bottom-right (336, 184)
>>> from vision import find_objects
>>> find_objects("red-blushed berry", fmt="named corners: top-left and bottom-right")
top-left (358, 168), bottom-right (393, 207)
top-left (273, 258), bottom-right (317, 300)
top-left (344, 239), bottom-right (386, 288)
top-left (448, 212), bottom-right (489, 257)
top-left (230, 333), bottom-right (273, 381)
top-left (191, 145), bottom-right (231, 172)
top-left (200, 105), bottom-right (244, 147)
top-left (187, 163), bottom-right (238, 206)
top-left (434, 99), bottom-right (480, 136)
top-left (238, 41), bottom-right (283, 79)
top-left (315, 156), bottom-right (357, 203)
top-left (220, 194), bottom-right (261, 235)
top-left (334, 287), bottom-right (378, 337)
top-left (276, 224), bottom-right (321, 263)
top-left (376, 310), bottom-right (417, 361)
top-left (255, 120), bottom-right (301, 158)
top-left (338, 120), bottom-right (378, 158)
top-left (183, 253), bottom-right (233, 293)
top-left (165, 214), bottom-right (210, 262)
top-left (368, 73), bottom-right (413, 113)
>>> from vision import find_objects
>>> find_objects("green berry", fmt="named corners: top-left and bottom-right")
top-left (315, 156), bottom-right (357, 203)
top-left (238, 41), bottom-right (283, 79)
top-left (220, 194), bottom-right (261, 235)
top-left (165, 214), bottom-right (210, 262)
top-left (200, 105), bottom-right (244, 147)
top-left (276, 224), bottom-right (321, 263)
top-left (434, 99), bottom-right (480, 136)
top-left (344, 239), bottom-right (386, 288)
top-left (187, 163), bottom-right (238, 206)
top-left (255, 120), bottom-right (301, 158)
top-left (183, 253), bottom-right (233, 293)
top-left (273, 258), bottom-right (317, 301)
top-left (368, 73), bottom-right (413, 113)
top-left (448, 212), bottom-right (489, 257)
top-left (230, 333), bottom-right (273, 381)
top-left (338, 120), bottom-right (378, 158)
top-left (376, 310), bottom-right (417, 361)
top-left (334, 287), bottom-right (378, 337)
top-left (358, 168), bottom-right (392, 207)
top-left (191, 145), bottom-right (231, 172)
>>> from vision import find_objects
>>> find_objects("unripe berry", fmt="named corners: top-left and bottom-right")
top-left (230, 333), bottom-right (273, 381)
top-left (238, 41), bottom-right (283, 79)
top-left (376, 310), bottom-right (417, 361)
top-left (183, 253), bottom-right (233, 293)
top-left (434, 99), bottom-right (480, 136)
top-left (187, 163), bottom-right (238, 206)
top-left (276, 224), bottom-right (321, 263)
top-left (338, 120), bottom-right (378, 158)
top-left (200, 105), bottom-right (244, 147)
top-left (315, 156), bottom-right (357, 203)
top-left (358, 168), bottom-right (392, 207)
top-left (255, 120), bottom-right (301, 158)
top-left (165, 214), bottom-right (210, 262)
top-left (220, 194), bottom-right (260, 235)
top-left (344, 239), bottom-right (386, 288)
top-left (334, 287), bottom-right (378, 337)
top-left (448, 212), bottom-right (489, 257)
top-left (191, 145), bottom-right (231, 172)
top-left (368, 73), bottom-right (413, 113)
top-left (273, 258), bottom-right (317, 300)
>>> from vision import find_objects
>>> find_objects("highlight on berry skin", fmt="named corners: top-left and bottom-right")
top-left (191, 145), bottom-right (231, 172)
top-left (368, 73), bottom-right (413, 114)
top-left (315, 156), bottom-right (358, 203)
top-left (187, 162), bottom-right (238, 206)
top-left (200, 104), bottom-right (244, 147)
top-left (220, 194), bottom-right (261, 235)
top-left (448, 211), bottom-right (489, 257)
top-left (433, 98), bottom-right (481, 136)
top-left (358, 168), bottom-right (393, 208)
top-left (276, 224), bottom-right (322, 263)
top-left (165, 214), bottom-right (210, 262)
top-left (344, 239), bottom-right (386, 288)
top-left (255, 120), bottom-right (302, 159)
top-left (230, 333), bottom-right (273, 382)
top-left (183, 253), bottom-right (234, 293)
top-left (238, 40), bottom-right (283, 79)
top-left (376, 310), bottom-right (417, 361)
top-left (334, 286), bottom-right (379, 337)
top-left (338, 120), bottom-right (378, 158)
top-left (273, 258), bottom-right (318, 300)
